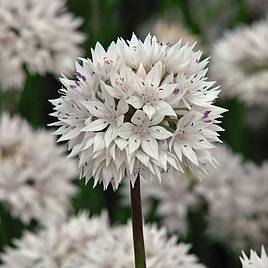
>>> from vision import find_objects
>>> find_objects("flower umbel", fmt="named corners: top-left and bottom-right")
top-left (0, 113), bottom-right (77, 225)
top-left (50, 33), bottom-right (225, 190)
top-left (0, 0), bottom-right (85, 90)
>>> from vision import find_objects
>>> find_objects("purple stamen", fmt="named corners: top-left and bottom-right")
top-left (70, 84), bottom-right (76, 89)
top-left (75, 72), bottom-right (86, 81)
top-left (203, 110), bottom-right (211, 119)
top-left (173, 88), bottom-right (180, 95)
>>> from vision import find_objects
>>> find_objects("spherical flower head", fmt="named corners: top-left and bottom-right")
top-left (0, 0), bottom-right (85, 91)
top-left (0, 113), bottom-right (77, 225)
top-left (0, 212), bottom-right (109, 268)
top-left (73, 222), bottom-right (206, 268)
top-left (50, 33), bottom-right (226, 190)
top-left (240, 247), bottom-right (268, 268)
top-left (211, 19), bottom-right (268, 106)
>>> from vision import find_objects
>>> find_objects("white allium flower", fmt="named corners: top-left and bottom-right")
top-left (50, 33), bottom-right (225, 190)
top-left (73, 222), bottom-right (206, 268)
top-left (211, 19), bottom-right (268, 105)
top-left (0, 0), bottom-right (85, 91)
top-left (240, 247), bottom-right (268, 268)
top-left (0, 212), bottom-right (110, 268)
top-left (0, 113), bottom-right (77, 225)
top-left (195, 145), bottom-right (268, 249)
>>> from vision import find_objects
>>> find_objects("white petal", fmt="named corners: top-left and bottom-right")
top-left (156, 100), bottom-right (177, 117)
top-left (117, 98), bottom-right (129, 114)
top-left (131, 110), bottom-right (146, 125)
top-left (137, 63), bottom-right (147, 78)
top-left (81, 100), bottom-right (107, 117)
top-left (181, 144), bottom-right (198, 165)
top-left (119, 123), bottom-right (134, 139)
top-left (158, 84), bottom-right (177, 99)
top-left (173, 141), bottom-right (182, 161)
top-left (114, 138), bottom-right (128, 150)
top-left (129, 135), bottom-right (141, 154)
top-left (143, 104), bottom-right (155, 119)
top-left (101, 82), bottom-right (122, 99)
top-left (149, 126), bottom-right (173, 140)
top-left (101, 83), bottom-right (115, 109)
top-left (82, 119), bottom-right (108, 132)
top-left (150, 112), bottom-right (166, 126)
top-left (145, 61), bottom-right (162, 88)
top-left (135, 151), bottom-right (150, 166)
top-left (93, 133), bottom-right (105, 153)
top-left (141, 137), bottom-right (159, 160)
top-left (105, 125), bottom-right (118, 147)
top-left (127, 95), bottom-right (143, 109)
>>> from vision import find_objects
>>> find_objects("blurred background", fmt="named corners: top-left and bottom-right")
top-left (1, 0), bottom-right (268, 267)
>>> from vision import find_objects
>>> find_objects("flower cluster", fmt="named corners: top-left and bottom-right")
top-left (211, 19), bottom-right (268, 105)
top-left (0, 113), bottom-right (77, 225)
top-left (0, 0), bottom-right (85, 90)
top-left (76, 223), bottom-right (206, 268)
top-left (196, 145), bottom-right (268, 249)
top-left (240, 247), bottom-right (268, 268)
top-left (50, 33), bottom-right (225, 190)
top-left (0, 212), bottom-right (206, 268)
top-left (0, 212), bottom-right (109, 268)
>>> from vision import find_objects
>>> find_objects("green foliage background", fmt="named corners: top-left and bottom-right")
top-left (1, 1), bottom-right (268, 267)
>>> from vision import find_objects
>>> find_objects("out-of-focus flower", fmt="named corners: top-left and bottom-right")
top-left (0, 113), bottom-right (77, 225)
top-left (196, 145), bottom-right (268, 249)
top-left (140, 19), bottom-right (199, 45)
top-left (240, 247), bottom-right (268, 268)
top-left (50, 33), bottom-right (225, 190)
top-left (0, 0), bottom-right (85, 91)
top-left (0, 212), bottom-right (109, 268)
top-left (72, 222), bottom-right (206, 268)
top-left (211, 19), bottom-right (268, 106)
top-left (121, 171), bottom-right (196, 234)
top-left (188, 0), bottom-right (238, 45)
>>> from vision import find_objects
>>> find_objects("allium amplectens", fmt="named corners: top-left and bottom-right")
top-left (196, 145), bottom-right (268, 249)
top-left (0, 213), bottom-right (206, 268)
top-left (50, 34), bottom-right (225, 190)
top-left (211, 19), bottom-right (268, 105)
top-left (0, 212), bottom-right (109, 268)
top-left (75, 223), bottom-right (206, 268)
top-left (0, 113), bottom-right (77, 225)
top-left (0, 0), bottom-right (85, 90)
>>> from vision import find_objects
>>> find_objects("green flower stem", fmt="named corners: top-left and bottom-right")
top-left (130, 175), bottom-right (147, 268)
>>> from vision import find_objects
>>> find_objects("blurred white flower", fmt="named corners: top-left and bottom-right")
top-left (50, 33), bottom-right (225, 190)
top-left (142, 172), bottom-right (196, 234)
top-left (73, 222), bottom-right (206, 268)
top-left (140, 19), bottom-right (199, 45)
top-left (0, 212), bottom-right (109, 268)
top-left (196, 145), bottom-right (268, 249)
top-left (0, 0), bottom-right (85, 91)
top-left (240, 247), bottom-right (268, 268)
top-left (211, 19), bottom-right (268, 105)
top-left (0, 113), bottom-right (77, 225)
